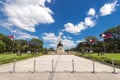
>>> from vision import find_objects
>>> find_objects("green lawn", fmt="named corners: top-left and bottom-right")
top-left (0, 53), bottom-right (43, 64)
top-left (76, 53), bottom-right (120, 66)
top-left (90, 53), bottom-right (120, 60)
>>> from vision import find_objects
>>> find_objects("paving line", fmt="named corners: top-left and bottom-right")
top-left (48, 55), bottom-right (60, 80)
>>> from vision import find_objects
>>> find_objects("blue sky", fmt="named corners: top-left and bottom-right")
top-left (0, 0), bottom-right (120, 49)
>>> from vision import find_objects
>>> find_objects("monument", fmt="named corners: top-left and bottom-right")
top-left (56, 32), bottom-right (65, 54)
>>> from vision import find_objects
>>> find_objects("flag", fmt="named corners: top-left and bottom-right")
top-left (90, 39), bottom-right (96, 43)
top-left (102, 34), bottom-right (106, 38)
top-left (8, 35), bottom-right (15, 39)
top-left (102, 33), bottom-right (112, 38)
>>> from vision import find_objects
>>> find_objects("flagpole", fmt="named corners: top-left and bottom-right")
top-left (103, 39), bottom-right (106, 55)
top-left (90, 39), bottom-right (95, 53)
top-left (90, 42), bottom-right (92, 53)
top-left (12, 37), bottom-right (15, 53)
top-left (101, 33), bottom-right (106, 55)
top-left (82, 41), bottom-right (85, 53)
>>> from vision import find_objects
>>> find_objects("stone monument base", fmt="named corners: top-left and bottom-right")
top-left (56, 42), bottom-right (65, 54)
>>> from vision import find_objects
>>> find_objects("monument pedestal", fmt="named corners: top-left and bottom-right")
top-left (57, 42), bottom-right (65, 54)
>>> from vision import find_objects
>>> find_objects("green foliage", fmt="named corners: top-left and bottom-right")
top-left (76, 25), bottom-right (120, 53)
top-left (0, 33), bottom-right (12, 52)
top-left (42, 48), bottom-right (48, 54)
top-left (76, 36), bottom-right (100, 52)
top-left (85, 36), bottom-right (98, 43)
top-left (48, 47), bottom-right (55, 51)
top-left (29, 38), bottom-right (43, 52)
top-left (0, 40), bottom-right (6, 52)
top-left (102, 25), bottom-right (120, 52)
top-left (14, 39), bottom-right (28, 52)
top-left (0, 33), bottom-right (45, 54)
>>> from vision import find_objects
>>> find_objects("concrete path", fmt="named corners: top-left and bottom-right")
top-left (0, 55), bottom-right (120, 80)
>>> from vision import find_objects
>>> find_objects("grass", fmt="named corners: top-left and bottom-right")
top-left (90, 53), bottom-right (120, 60)
top-left (0, 53), bottom-right (43, 65)
top-left (76, 53), bottom-right (120, 66)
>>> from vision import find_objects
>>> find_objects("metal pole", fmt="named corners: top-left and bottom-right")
top-left (82, 41), bottom-right (85, 53)
top-left (90, 42), bottom-right (92, 53)
top-left (12, 58), bottom-right (16, 73)
top-left (92, 60), bottom-right (95, 73)
top-left (72, 59), bottom-right (75, 73)
top-left (12, 38), bottom-right (15, 53)
top-left (33, 60), bottom-right (36, 73)
top-left (112, 60), bottom-right (116, 73)
top-left (103, 40), bottom-right (106, 54)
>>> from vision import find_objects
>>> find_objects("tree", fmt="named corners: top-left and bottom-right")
top-left (48, 47), bottom-right (55, 51)
top-left (14, 39), bottom-right (28, 53)
top-left (29, 38), bottom-right (43, 52)
top-left (101, 25), bottom-right (120, 52)
top-left (85, 36), bottom-right (98, 42)
top-left (76, 41), bottom-right (89, 53)
top-left (0, 33), bottom-right (12, 52)
top-left (85, 36), bottom-right (98, 52)
top-left (0, 40), bottom-right (6, 53)
top-left (0, 33), bottom-right (45, 53)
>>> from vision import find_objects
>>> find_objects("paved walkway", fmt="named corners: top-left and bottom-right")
top-left (0, 55), bottom-right (120, 80)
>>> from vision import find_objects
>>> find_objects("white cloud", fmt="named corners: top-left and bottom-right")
top-left (49, 44), bottom-right (57, 47)
top-left (11, 30), bottom-right (38, 39)
top-left (63, 0), bottom-right (119, 35)
top-left (2, 0), bottom-right (54, 32)
top-left (64, 22), bottom-right (85, 34)
top-left (43, 32), bottom-right (58, 44)
top-left (63, 17), bottom-right (95, 34)
top-left (67, 35), bottom-right (72, 39)
top-left (84, 17), bottom-right (95, 27)
top-left (76, 39), bottom-right (84, 43)
top-left (0, 20), bottom-right (38, 39)
top-left (63, 35), bottom-right (72, 40)
top-left (62, 39), bottom-right (76, 49)
top-left (87, 8), bottom-right (96, 17)
top-left (100, 0), bottom-right (118, 16)
top-left (63, 7), bottom-right (96, 35)
top-left (0, 20), bottom-right (12, 30)
top-left (63, 36), bottom-right (67, 39)
top-left (42, 32), bottom-right (76, 49)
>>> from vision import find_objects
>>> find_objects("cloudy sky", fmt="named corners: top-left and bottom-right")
top-left (0, 0), bottom-right (120, 49)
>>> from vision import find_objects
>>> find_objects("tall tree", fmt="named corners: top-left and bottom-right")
top-left (29, 38), bottom-right (43, 52)
top-left (85, 36), bottom-right (98, 52)
top-left (14, 39), bottom-right (28, 52)
top-left (0, 33), bottom-right (12, 52)
top-left (0, 40), bottom-right (6, 53)
top-left (102, 25), bottom-right (120, 52)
